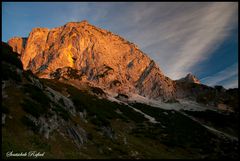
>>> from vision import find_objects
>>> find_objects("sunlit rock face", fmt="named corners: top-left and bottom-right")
top-left (8, 20), bottom-right (176, 100)
top-left (7, 37), bottom-right (27, 55)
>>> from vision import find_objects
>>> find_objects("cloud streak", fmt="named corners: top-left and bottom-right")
top-left (95, 2), bottom-right (238, 89)
top-left (219, 75), bottom-right (238, 89)
top-left (200, 63), bottom-right (238, 88)
top-left (103, 2), bottom-right (237, 80)
top-left (73, 2), bottom-right (237, 80)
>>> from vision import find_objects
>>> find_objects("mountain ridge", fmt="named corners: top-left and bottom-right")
top-left (7, 20), bottom-right (238, 111)
top-left (8, 20), bottom-right (176, 100)
top-left (177, 73), bottom-right (201, 84)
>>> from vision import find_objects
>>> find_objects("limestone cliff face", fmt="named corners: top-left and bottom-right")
top-left (8, 20), bottom-right (175, 100)
top-left (7, 37), bottom-right (27, 56)
top-left (22, 28), bottom-right (49, 70)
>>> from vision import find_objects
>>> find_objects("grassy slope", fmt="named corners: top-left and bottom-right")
top-left (3, 78), bottom-right (238, 159)
top-left (131, 103), bottom-right (239, 159)
top-left (183, 110), bottom-right (239, 137)
top-left (1, 42), bottom-right (238, 159)
top-left (1, 76), bottom-right (207, 159)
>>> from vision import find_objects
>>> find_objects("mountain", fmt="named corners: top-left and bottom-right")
top-left (7, 20), bottom-right (239, 112)
top-left (3, 20), bottom-right (239, 159)
top-left (175, 75), bottom-right (238, 112)
top-left (178, 73), bottom-right (201, 84)
top-left (2, 42), bottom-right (239, 159)
top-left (8, 20), bottom-right (175, 101)
top-left (8, 21), bottom-right (238, 111)
top-left (8, 37), bottom-right (27, 55)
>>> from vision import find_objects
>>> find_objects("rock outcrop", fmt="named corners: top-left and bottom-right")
top-left (177, 73), bottom-right (201, 84)
top-left (8, 20), bottom-right (175, 100)
top-left (7, 37), bottom-right (27, 56)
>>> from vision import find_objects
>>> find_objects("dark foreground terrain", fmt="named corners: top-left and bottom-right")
top-left (2, 42), bottom-right (239, 159)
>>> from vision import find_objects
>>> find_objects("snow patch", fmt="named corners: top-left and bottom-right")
top-left (123, 93), bottom-right (216, 112)
top-left (106, 94), bottom-right (159, 124)
top-left (106, 95), bottom-right (122, 103)
top-left (180, 111), bottom-right (238, 141)
top-left (128, 105), bottom-right (159, 124)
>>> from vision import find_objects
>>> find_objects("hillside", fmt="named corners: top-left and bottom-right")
top-left (2, 42), bottom-right (239, 159)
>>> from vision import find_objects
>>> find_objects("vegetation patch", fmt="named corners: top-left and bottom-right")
top-left (21, 116), bottom-right (40, 133)
top-left (183, 110), bottom-right (238, 136)
top-left (131, 103), bottom-right (215, 149)
top-left (59, 98), bottom-right (65, 106)
top-left (90, 87), bottom-right (106, 96)
top-left (23, 84), bottom-right (51, 107)
top-left (50, 67), bottom-right (82, 80)
top-left (196, 91), bottom-right (216, 105)
top-left (52, 105), bottom-right (71, 121)
top-left (67, 68), bottom-right (82, 79)
top-left (22, 70), bottom-right (37, 82)
top-left (65, 83), bottom-right (146, 125)
top-left (2, 42), bottom-right (23, 69)
top-left (96, 65), bottom-right (114, 78)
top-left (90, 116), bottom-right (111, 127)
top-left (20, 98), bottom-right (48, 118)
top-left (2, 62), bottom-right (22, 82)
top-left (29, 136), bottom-right (51, 151)
top-left (2, 105), bottom-right (10, 114)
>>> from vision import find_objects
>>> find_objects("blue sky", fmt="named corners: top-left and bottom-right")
top-left (2, 2), bottom-right (238, 89)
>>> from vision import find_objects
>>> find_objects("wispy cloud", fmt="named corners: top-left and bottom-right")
top-left (200, 63), bottom-right (238, 88)
top-left (95, 2), bottom-right (238, 89)
top-left (103, 2), bottom-right (238, 80)
top-left (219, 75), bottom-right (238, 89)
top-left (72, 2), bottom-right (237, 81)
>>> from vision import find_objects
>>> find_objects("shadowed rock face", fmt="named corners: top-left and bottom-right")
top-left (8, 20), bottom-right (176, 100)
top-left (178, 73), bottom-right (201, 84)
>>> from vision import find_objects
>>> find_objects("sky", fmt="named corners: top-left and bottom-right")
top-left (2, 2), bottom-right (238, 89)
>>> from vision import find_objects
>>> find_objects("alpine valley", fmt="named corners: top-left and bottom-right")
top-left (2, 20), bottom-right (239, 159)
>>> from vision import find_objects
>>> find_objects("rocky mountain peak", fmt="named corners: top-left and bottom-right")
top-left (31, 27), bottom-right (49, 32)
top-left (178, 73), bottom-right (201, 84)
top-left (8, 20), bottom-right (176, 100)
top-left (7, 37), bottom-right (27, 56)
top-left (64, 20), bottom-right (89, 27)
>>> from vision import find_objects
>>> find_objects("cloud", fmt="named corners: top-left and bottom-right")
top-left (200, 63), bottom-right (238, 88)
top-left (82, 2), bottom-right (238, 88)
top-left (219, 76), bottom-right (238, 89)
top-left (103, 2), bottom-right (238, 80)
top-left (94, 2), bottom-right (238, 89)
